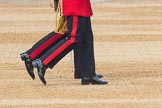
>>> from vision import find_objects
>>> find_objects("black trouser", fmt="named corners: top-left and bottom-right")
top-left (26, 16), bottom-right (96, 78)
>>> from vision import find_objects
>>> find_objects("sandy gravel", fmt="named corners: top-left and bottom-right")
top-left (0, 0), bottom-right (162, 108)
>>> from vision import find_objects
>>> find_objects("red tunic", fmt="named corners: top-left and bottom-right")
top-left (62, 0), bottom-right (93, 17)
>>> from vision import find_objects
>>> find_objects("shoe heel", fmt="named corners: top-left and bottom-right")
top-left (81, 79), bottom-right (90, 85)
top-left (20, 53), bottom-right (25, 61)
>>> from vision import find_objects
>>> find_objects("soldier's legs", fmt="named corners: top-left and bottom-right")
top-left (33, 16), bottom-right (88, 84)
top-left (32, 16), bottom-right (107, 85)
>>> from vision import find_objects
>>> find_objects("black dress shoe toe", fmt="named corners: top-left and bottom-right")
top-left (20, 52), bottom-right (35, 80)
top-left (33, 59), bottom-right (46, 85)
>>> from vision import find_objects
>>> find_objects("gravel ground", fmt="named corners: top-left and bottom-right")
top-left (0, 0), bottom-right (162, 108)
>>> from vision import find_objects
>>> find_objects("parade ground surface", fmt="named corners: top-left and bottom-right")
top-left (0, 0), bottom-right (162, 108)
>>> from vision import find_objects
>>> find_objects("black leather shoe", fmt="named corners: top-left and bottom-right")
top-left (20, 52), bottom-right (35, 80)
top-left (33, 59), bottom-right (46, 85)
top-left (81, 76), bottom-right (108, 85)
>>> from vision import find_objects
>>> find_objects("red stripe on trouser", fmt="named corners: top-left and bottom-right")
top-left (43, 16), bottom-right (78, 65)
top-left (29, 34), bottom-right (62, 59)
